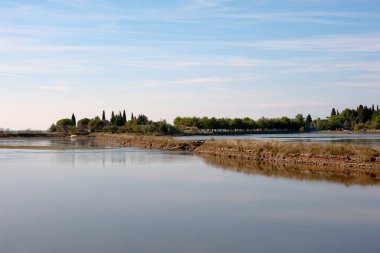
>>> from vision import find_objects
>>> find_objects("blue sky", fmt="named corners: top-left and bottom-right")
top-left (1, 0), bottom-right (380, 129)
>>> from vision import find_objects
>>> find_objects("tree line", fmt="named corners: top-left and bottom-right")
top-left (49, 110), bottom-right (177, 134)
top-left (174, 104), bottom-right (380, 132)
top-left (50, 104), bottom-right (380, 135)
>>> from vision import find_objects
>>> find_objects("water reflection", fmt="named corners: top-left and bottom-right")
top-left (1, 148), bottom-right (380, 253)
top-left (0, 138), bottom-right (116, 148)
top-left (202, 155), bottom-right (380, 186)
top-left (47, 149), bottom-right (190, 168)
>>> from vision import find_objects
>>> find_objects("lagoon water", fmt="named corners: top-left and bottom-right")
top-left (1, 141), bottom-right (380, 253)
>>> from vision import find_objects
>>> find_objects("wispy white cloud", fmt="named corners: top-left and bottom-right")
top-left (212, 11), bottom-right (369, 24)
top-left (126, 76), bottom-right (261, 90)
top-left (48, 0), bottom-right (108, 9)
top-left (332, 82), bottom-right (380, 89)
top-left (251, 33), bottom-right (380, 53)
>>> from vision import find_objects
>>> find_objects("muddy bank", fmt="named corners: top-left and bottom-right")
top-left (93, 133), bottom-right (380, 179)
top-left (194, 139), bottom-right (380, 171)
top-left (94, 133), bottom-right (202, 151)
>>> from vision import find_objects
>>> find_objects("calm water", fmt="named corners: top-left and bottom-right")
top-left (177, 133), bottom-right (380, 147)
top-left (1, 142), bottom-right (380, 253)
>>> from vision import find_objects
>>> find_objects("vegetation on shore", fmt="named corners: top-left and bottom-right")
top-left (49, 110), bottom-right (177, 135)
top-left (47, 104), bottom-right (380, 135)
top-left (90, 133), bottom-right (380, 179)
top-left (94, 133), bottom-right (198, 151)
top-left (194, 139), bottom-right (380, 164)
top-left (175, 104), bottom-right (380, 132)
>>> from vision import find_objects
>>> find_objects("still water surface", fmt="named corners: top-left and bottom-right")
top-left (0, 142), bottom-right (380, 253)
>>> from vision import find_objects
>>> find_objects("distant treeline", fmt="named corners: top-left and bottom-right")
top-left (49, 104), bottom-right (380, 135)
top-left (174, 104), bottom-right (380, 132)
top-left (49, 110), bottom-right (177, 134)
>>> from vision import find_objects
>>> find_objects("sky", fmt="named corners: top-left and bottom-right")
top-left (1, 0), bottom-right (380, 130)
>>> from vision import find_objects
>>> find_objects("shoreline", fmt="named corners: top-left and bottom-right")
top-left (2, 129), bottom-right (380, 139)
top-left (92, 133), bottom-right (380, 179)
top-left (1, 133), bottom-right (380, 180)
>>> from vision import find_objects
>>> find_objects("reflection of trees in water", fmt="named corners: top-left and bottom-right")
top-left (202, 155), bottom-right (380, 186)
top-left (53, 149), bottom-right (192, 168)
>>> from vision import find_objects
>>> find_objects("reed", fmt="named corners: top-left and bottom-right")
top-left (195, 139), bottom-right (380, 165)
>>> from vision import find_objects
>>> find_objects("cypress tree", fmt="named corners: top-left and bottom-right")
top-left (111, 111), bottom-right (115, 125)
top-left (71, 113), bottom-right (76, 126)
top-left (305, 114), bottom-right (312, 127)
top-left (131, 113), bottom-right (134, 121)
top-left (123, 110), bottom-right (126, 124)
top-left (331, 108), bottom-right (336, 117)
top-left (102, 110), bottom-right (106, 121)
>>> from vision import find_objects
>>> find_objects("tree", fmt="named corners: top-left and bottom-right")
top-left (123, 110), bottom-right (127, 124)
top-left (331, 108), bottom-right (336, 117)
top-left (294, 114), bottom-right (305, 127)
top-left (111, 111), bottom-right (115, 125)
top-left (305, 114), bottom-right (312, 127)
top-left (137, 114), bottom-right (148, 125)
top-left (114, 115), bottom-right (125, 126)
top-left (357, 105), bottom-right (365, 123)
top-left (102, 110), bottom-right (106, 121)
top-left (77, 118), bottom-right (90, 132)
top-left (56, 118), bottom-right (75, 132)
top-left (71, 113), bottom-right (76, 126)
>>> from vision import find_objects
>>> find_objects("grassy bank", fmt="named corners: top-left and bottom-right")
top-left (194, 139), bottom-right (380, 168)
top-left (93, 133), bottom-right (201, 151)
top-left (92, 134), bottom-right (380, 179)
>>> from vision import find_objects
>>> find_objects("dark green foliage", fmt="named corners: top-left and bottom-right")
top-left (137, 114), bottom-right (148, 125)
top-left (54, 118), bottom-right (75, 132)
top-left (102, 110), bottom-right (106, 121)
top-left (110, 111), bottom-right (115, 125)
top-left (174, 116), bottom-right (304, 132)
top-left (88, 116), bottom-right (110, 132)
top-left (123, 110), bottom-right (126, 123)
top-left (77, 118), bottom-right (90, 132)
top-left (57, 118), bottom-right (75, 127)
top-left (114, 115), bottom-right (125, 126)
top-left (49, 104), bottom-right (380, 134)
top-left (320, 104), bottom-right (379, 130)
top-left (71, 113), bottom-right (76, 126)
top-left (305, 114), bottom-right (312, 127)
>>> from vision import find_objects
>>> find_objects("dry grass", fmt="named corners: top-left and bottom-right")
top-left (93, 133), bottom-right (195, 151)
top-left (198, 139), bottom-right (380, 163)
top-left (93, 134), bottom-right (380, 168)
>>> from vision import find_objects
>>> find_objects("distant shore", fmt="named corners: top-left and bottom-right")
top-left (2, 129), bottom-right (380, 139)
